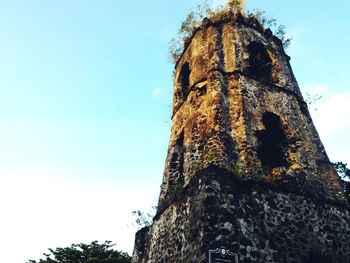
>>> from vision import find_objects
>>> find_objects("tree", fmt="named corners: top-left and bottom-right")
top-left (27, 241), bottom-right (131, 263)
top-left (333, 161), bottom-right (350, 202)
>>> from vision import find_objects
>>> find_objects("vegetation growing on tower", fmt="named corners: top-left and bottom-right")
top-left (168, 0), bottom-right (291, 64)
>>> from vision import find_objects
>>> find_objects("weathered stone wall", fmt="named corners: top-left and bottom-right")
top-left (229, 75), bottom-right (341, 198)
top-left (158, 12), bottom-right (342, 212)
top-left (133, 11), bottom-right (348, 263)
top-left (134, 167), bottom-right (350, 263)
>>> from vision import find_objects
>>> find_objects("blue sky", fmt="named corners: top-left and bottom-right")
top-left (0, 1), bottom-right (349, 262)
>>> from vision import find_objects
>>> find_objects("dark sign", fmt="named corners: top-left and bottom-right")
top-left (208, 247), bottom-right (238, 263)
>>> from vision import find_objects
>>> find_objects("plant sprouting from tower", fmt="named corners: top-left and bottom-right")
top-left (168, 0), bottom-right (291, 64)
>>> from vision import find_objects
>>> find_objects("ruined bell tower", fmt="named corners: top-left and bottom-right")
top-left (132, 6), bottom-right (350, 263)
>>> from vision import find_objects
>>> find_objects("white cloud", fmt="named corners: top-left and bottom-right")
top-left (311, 92), bottom-right (350, 138)
top-left (307, 90), bottom-right (350, 164)
top-left (0, 169), bottom-right (156, 263)
top-left (299, 84), bottom-right (350, 164)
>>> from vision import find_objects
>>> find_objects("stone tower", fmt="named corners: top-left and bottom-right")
top-left (132, 9), bottom-right (350, 263)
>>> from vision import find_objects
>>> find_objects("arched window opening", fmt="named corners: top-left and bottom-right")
top-left (179, 62), bottom-right (191, 99)
top-left (257, 112), bottom-right (289, 169)
top-left (247, 42), bottom-right (272, 82)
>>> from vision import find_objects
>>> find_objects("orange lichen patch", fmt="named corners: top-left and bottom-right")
top-left (267, 49), bottom-right (281, 84)
top-left (279, 116), bottom-right (293, 138)
top-left (188, 90), bottom-right (206, 110)
top-left (222, 23), bottom-right (236, 72)
top-left (229, 82), bottom-right (245, 132)
top-left (206, 92), bottom-right (220, 105)
top-left (290, 163), bottom-right (299, 171)
top-left (289, 151), bottom-right (300, 170)
top-left (206, 26), bottom-right (220, 63)
top-left (265, 167), bottom-right (286, 182)
top-left (185, 111), bottom-right (201, 135)
top-left (228, 80), bottom-right (250, 165)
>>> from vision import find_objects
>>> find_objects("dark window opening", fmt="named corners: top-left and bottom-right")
top-left (247, 42), bottom-right (272, 82)
top-left (163, 131), bottom-right (185, 206)
top-left (176, 130), bottom-right (184, 147)
top-left (257, 112), bottom-right (289, 169)
top-left (169, 131), bottom-right (185, 176)
top-left (179, 62), bottom-right (191, 98)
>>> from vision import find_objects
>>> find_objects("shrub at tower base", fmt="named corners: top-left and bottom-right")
top-left (132, 9), bottom-right (350, 263)
top-left (28, 241), bottom-right (131, 263)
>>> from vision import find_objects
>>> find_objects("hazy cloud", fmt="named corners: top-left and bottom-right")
top-left (0, 170), bottom-right (155, 262)
top-left (300, 84), bottom-right (350, 164)
top-left (311, 91), bottom-right (350, 138)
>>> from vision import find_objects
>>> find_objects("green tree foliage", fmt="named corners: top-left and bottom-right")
top-left (27, 241), bottom-right (131, 263)
top-left (168, 0), bottom-right (211, 63)
top-left (333, 161), bottom-right (350, 202)
top-left (245, 10), bottom-right (291, 49)
top-left (179, 11), bottom-right (200, 36)
top-left (333, 162), bottom-right (350, 181)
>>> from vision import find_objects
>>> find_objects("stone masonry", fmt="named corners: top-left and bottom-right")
top-left (132, 10), bottom-right (350, 263)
